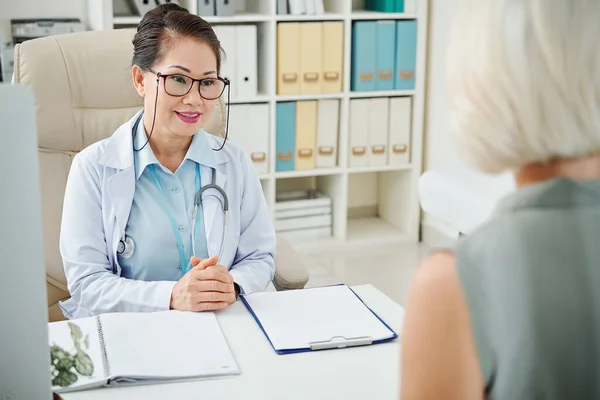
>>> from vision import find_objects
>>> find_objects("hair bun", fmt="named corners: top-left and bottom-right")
top-left (137, 3), bottom-right (189, 31)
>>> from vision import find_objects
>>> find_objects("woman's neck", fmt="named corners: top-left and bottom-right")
top-left (144, 120), bottom-right (192, 173)
top-left (515, 154), bottom-right (600, 188)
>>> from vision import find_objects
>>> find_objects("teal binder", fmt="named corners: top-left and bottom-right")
top-left (276, 102), bottom-right (296, 172)
top-left (351, 22), bottom-right (377, 92)
top-left (380, 0), bottom-right (395, 12)
top-left (394, 20), bottom-right (417, 90)
top-left (375, 21), bottom-right (396, 90)
top-left (394, 0), bottom-right (405, 12)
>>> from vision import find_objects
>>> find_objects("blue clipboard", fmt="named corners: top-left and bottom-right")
top-left (240, 284), bottom-right (398, 355)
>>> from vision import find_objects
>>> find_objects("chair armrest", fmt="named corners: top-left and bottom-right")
top-left (273, 235), bottom-right (309, 290)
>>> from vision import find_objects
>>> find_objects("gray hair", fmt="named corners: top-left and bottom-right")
top-left (446, 0), bottom-right (600, 173)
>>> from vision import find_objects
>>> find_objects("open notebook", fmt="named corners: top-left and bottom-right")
top-left (48, 311), bottom-right (239, 393)
top-left (240, 284), bottom-right (397, 354)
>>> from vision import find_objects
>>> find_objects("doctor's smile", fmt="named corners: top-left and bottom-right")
top-left (58, 3), bottom-right (275, 319)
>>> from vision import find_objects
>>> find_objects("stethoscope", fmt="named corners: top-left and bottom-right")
top-left (117, 113), bottom-right (229, 271)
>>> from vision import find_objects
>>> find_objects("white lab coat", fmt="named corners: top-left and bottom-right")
top-left (59, 110), bottom-right (276, 319)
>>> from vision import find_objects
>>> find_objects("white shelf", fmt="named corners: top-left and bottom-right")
top-left (204, 13), bottom-right (271, 23)
top-left (89, 0), bottom-right (429, 248)
top-left (351, 11), bottom-right (418, 20)
top-left (113, 16), bottom-right (141, 25)
top-left (349, 90), bottom-right (415, 98)
top-left (348, 165), bottom-right (412, 174)
top-left (227, 95), bottom-right (271, 104)
top-left (275, 168), bottom-right (344, 179)
top-left (276, 13), bottom-right (346, 22)
top-left (276, 93), bottom-right (344, 102)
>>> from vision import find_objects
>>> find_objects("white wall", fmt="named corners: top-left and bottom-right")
top-left (423, 0), bottom-right (460, 172)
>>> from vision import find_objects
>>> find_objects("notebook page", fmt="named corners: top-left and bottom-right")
top-left (100, 311), bottom-right (238, 381)
top-left (48, 316), bottom-right (107, 393)
top-left (243, 285), bottom-right (395, 351)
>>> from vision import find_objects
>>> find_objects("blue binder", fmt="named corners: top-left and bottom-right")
top-left (375, 21), bottom-right (396, 91)
top-left (395, 0), bottom-right (405, 12)
top-left (351, 21), bottom-right (377, 92)
top-left (240, 284), bottom-right (398, 355)
top-left (394, 20), bottom-right (417, 90)
top-left (276, 102), bottom-right (296, 172)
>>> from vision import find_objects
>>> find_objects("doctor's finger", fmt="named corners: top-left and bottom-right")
top-left (193, 291), bottom-right (234, 303)
top-left (194, 269), bottom-right (233, 284)
top-left (193, 301), bottom-right (229, 312)
top-left (196, 280), bottom-right (233, 294)
top-left (191, 255), bottom-right (219, 270)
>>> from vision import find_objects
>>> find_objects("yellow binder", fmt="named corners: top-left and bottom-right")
top-left (321, 22), bottom-right (344, 93)
top-left (300, 23), bottom-right (322, 94)
top-left (277, 23), bottom-right (300, 95)
top-left (295, 101), bottom-right (317, 170)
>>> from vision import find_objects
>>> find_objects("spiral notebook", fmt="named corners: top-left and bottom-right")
top-left (48, 311), bottom-right (239, 393)
top-left (240, 284), bottom-right (397, 354)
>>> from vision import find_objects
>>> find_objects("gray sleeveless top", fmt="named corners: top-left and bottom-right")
top-left (453, 177), bottom-right (600, 399)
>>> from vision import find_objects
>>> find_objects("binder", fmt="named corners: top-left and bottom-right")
top-left (394, 0), bottom-right (405, 12)
top-left (351, 21), bottom-right (377, 92)
top-left (240, 284), bottom-right (397, 355)
top-left (212, 25), bottom-right (236, 99)
top-left (388, 97), bottom-right (411, 165)
top-left (277, 0), bottom-right (288, 14)
top-left (314, 0), bottom-right (325, 14)
top-left (380, 0), bottom-right (396, 12)
top-left (235, 25), bottom-right (258, 99)
top-left (229, 104), bottom-right (269, 175)
top-left (215, 0), bottom-right (235, 16)
top-left (289, 0), bottom-right (305, 15)
top-left (349, 99), bottom-right (369, 167)
top-left (375, 21), bottom-right (396, 91)
top-left (368, 98), bottom-right (389, 166)
top-left (321, 22), bottom-right (344, 93)
top-left (305, 0), bottom-right (316, 15)
top-left (197, 0), bottom-right (215, 16)
top-left (277, 23), bottom-right (300, 95)
top-left (394, 20), bottom-right (417, 90)
top-left (276, 102), bottom-right (296, 172)
top-left (299, 22), bottom-right (322, 94)
top-left (315, 99), bottom-right (339, 168)
top-left (295, 101), bottom-right (317, 170)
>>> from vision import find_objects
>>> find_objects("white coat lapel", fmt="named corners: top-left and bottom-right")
top-left (100, 111), bottom-right (140, 240)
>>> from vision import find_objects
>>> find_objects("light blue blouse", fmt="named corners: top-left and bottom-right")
top-left (118, 119), bottom-right (212, 281)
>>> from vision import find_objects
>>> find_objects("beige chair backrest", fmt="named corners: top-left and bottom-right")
top-left (13, 28), bottom-right (226, 322)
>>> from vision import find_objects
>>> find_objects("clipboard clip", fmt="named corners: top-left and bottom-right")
top-left (309, 336), bottom-right (373, 351)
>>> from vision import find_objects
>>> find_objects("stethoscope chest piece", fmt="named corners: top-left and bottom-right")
top-left (117, 235), bottom-right (135, 259)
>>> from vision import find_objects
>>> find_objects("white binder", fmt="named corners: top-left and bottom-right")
top-left (212, 25), bottom-right (236, 99)
top-left (349, 99), bottom-right (369, 168)
top-left (368, 98), bottom-right (389, 166)
top-left (313, 0), bottom-right (325, 14)
top-left (404, 0), bottom-right (417, 13)
top-left (289, 0), bottom-right (305, 15)
top-left (227, 104), bottom-right (269, 175)
top-left (235, 25), bottom-right (258, 99)
top-left (316, 99), bottom-right (339, 168)
top-left (197, 0), bottom-right (215, 16)
top-left (304, 0), bottom-right (316, 15)
top-left (388, 97), bottom-right (412, 166)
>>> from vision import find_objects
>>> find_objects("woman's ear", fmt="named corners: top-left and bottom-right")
top-left (132, 65), bottom-right (146, 97)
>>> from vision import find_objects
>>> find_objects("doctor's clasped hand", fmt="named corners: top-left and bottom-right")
top-left (170, 256), bottom-right (238, 312)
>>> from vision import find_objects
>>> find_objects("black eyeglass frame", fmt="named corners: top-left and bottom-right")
top-left (148, 69), bottom-right (230, 100)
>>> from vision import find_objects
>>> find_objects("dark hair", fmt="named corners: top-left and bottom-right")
top-left (132, 3), bottom-right (223, 73)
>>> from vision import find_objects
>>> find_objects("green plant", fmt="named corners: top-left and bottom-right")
top-left (50, 322), bottom-right (94, 387)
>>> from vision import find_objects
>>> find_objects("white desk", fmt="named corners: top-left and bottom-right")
top-left (62, 284), bottom-right (405, 400)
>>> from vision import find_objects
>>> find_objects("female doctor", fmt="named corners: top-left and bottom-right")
top-left (58, 4), bottom-right (275, 319)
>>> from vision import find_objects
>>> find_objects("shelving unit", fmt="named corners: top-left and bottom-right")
top-left (87, 0), bottom-right (429, 250)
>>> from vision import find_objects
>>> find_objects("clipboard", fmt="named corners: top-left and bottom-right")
top-left (240, 284), bottom-right (398, 355)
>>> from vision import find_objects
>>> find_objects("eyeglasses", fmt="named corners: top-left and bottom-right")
top-left (149, 70), bottom-right (229, 100)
